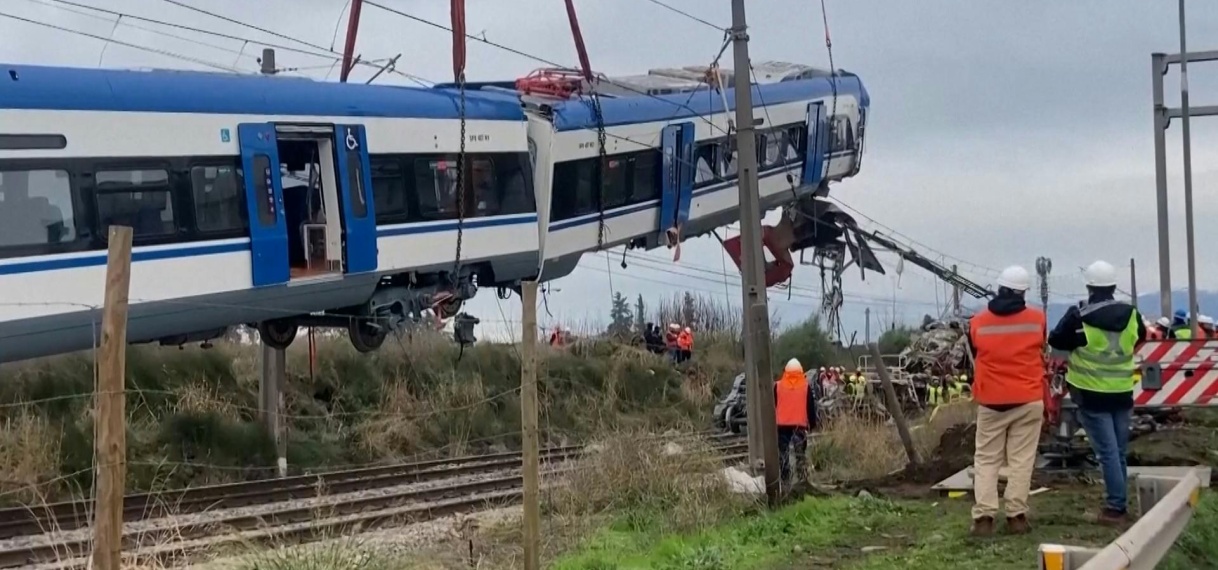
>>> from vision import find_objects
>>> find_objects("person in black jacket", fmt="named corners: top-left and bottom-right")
top-left (1048, 260), bottom-right (1146, 526)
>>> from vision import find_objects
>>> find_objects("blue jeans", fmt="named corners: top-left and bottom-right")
top-left (1077, 406), bottom-right (1132, 512)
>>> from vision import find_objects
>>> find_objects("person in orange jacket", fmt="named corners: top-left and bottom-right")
top-left (677, 327), bottom-right (694, 362)
top-left (966, 265), bottom-right (1046, 537)
top-left (774, 358), bottom-right (818, 486)
top-left (664, 323), bottom-right (681, 362)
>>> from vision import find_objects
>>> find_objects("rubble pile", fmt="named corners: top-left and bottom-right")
top-left (899, 317), bottom-right (972, 379)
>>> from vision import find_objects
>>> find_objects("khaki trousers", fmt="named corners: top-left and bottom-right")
top-left (971, 401), bottom-right (1043, 520)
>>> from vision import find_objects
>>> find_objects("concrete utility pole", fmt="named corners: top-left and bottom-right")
top-left (864, 307), bottom-right (871, 345)
top-left (1131, 258), bottom-right (1139, 306)
top-left (729, 0), bottom-right (781, 505)
top-left (1152, 52), bottom-right (1172, 318)
top-left (950, 264), bottom-right (961, 316)
top-left (1177, 0), bottom-right (1199, 329)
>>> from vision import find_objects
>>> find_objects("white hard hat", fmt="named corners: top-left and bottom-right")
top-left (1201, 315), bottom-right (1215, 325)
top-left (669, 323), bottom-right (679, 330)
top-left (996, 265), bottom-right (1031, 291)
top-left (785, 358), bottom-right (802, 373)
top-left (1157, 316), bottom-right (1171, 328)
top-left (684, 327), bottom-right (691, 333)
top-left (1084, 260), bottom-right (1117, 287)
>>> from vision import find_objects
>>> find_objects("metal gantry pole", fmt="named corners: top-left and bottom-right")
top-left (1178, 0), bottom-right (1199, 329)
top-left (730, 0), bottom-right (781, 505)
top-left (1151, 53), bottom-right (1172, 318)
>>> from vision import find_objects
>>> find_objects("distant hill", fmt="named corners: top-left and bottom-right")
top-left (1045, 289), bottom-right (1218, 324)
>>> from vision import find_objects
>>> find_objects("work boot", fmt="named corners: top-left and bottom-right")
top-left (1096, 508), bottom-right (1128, 527)
top-left (1005, 514), bottom-right (1031, 535)
top-left (970, 516), bottom-right (995, 537)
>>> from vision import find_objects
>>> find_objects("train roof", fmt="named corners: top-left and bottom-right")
top-left (0, 64), bottom-right (525, 121)
top-left (548, 69), bottom-right (872, 132)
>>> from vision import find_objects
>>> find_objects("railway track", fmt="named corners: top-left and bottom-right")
top-left (0, 435), bottom-right (747, 569)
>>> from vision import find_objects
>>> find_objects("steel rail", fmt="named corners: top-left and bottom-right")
top-left (0, 439), bottom-right (747, 568)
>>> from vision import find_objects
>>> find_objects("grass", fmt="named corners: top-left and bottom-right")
top-left (550, 487), bottom-right (1218, 570)
top-left (0, 295), bottom-right (852, 505)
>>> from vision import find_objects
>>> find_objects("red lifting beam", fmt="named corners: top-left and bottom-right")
top-left (451, 0), bottom-right (467, 82)
top-left (339, 0), bottom-right (364, 83)
top-left (563, 0), bottom-right (594, 82)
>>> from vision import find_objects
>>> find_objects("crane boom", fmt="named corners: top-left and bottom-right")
top-left (850, 229), bottom-right (993, 299)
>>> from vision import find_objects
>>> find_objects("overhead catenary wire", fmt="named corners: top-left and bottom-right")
top-left (363, 0), bottom-right (732, 139)
top-left (44, 0), bottom-right (349, 62)
top-left (0, 10), bottom-right (245, 73)
top-left (642, 0), bottom-right (726, 32)
top-left (21, 0), bottom-right (257, 62)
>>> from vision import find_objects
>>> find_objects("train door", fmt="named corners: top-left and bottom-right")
top-left (332, 125), bottom-right (377, 274)
top-left (658, 121), bottom-right (695, 244)
top-left (800, 102), bottom-right (828, 187)
top-left (237, 123), bottom-right (290, 287)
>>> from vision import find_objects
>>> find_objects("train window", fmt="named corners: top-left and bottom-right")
top-left (721, 138), bottom-right (738, 178)
top-left (551, 159), bottom-right (595, 221)
top-left (467, 158), bottom-right (498, 216)
top-left (346, 150), bottom-right (369, 218)
top-left (415, 158), bottom-right (461, 220)
top-left (370, 157), bottom-right (409, 221)
top-left (190, 165), bottom-right (246, 233)
top-left (0, 169), bottom-right (75, 248)
top-left (785, 126), bottom-right (806, 161)
top-left (494, 153), bottom-right (535, 216)
top-left (95, 168), bottom-right (176, 238)
top-left (0, 134), bottom-right (67, 150)
top-left (630, 151), bottom-right (660, 202)
top-left (693, 144), bottom-right (717, 187)
top-left (601, 156), bottom-right (630, 209)
top-left (760, 132), bottom-right (782, 168)
top-left (251, 155), bottom-right (276, 226)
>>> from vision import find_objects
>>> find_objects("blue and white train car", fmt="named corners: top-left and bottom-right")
top-left (0, 64), bottom-right (537, 363)
top-left (517, 61), bottom-right (868, 280)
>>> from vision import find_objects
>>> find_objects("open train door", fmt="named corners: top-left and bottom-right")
top-left (658, 121), bottom-right (695, 246)
top-left (332, 125), bottom-right (378, 274)
top-left (237, 123), bottom-right (290, 287)
top-left (800, 101), bottom-right (829, 187)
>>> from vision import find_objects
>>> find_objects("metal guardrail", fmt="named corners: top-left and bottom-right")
top-left (1038, 468), bottom-right (1206, 570)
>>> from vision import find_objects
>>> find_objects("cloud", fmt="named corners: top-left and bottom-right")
top-left (5, 0), bottom-right (1218, 343)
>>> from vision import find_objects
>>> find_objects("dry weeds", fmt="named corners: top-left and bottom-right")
top-left (809, 400), bottom-right (978, 481)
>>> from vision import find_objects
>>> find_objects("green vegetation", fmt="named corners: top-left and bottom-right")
top-left (551, 489), bottom-right (1218, 570)
top-left (0, 293), bottom-right (851, 504)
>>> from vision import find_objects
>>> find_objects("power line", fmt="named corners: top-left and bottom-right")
top-left (22, 0), bottom-right (254, 60)
top-left (0, 10), bottom-right (243, 73)
top-left (154, 0), bottom-right (332, 55)
top-left (47, 0), bottom-right (349, 62)
top-left (643, 0), bottom-right (725, 31)
top-left (363, 0), bottom-right (732, 138)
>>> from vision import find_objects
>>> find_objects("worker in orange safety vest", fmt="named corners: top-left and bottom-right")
top-left (774, 358), bottom-right (818, 486)
top-left (677, 327), bottom-right (694, 363)
top-left (966, 265), bottom-right (1046, 537)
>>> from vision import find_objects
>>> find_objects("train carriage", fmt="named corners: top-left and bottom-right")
top-left (0, 64), bottom-right (536, 363)
top-left (480, 61), bottom-right (870, 281)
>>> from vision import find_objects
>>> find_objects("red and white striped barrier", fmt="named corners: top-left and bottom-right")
top-left (1135, 339), bottom-right (1218, 407)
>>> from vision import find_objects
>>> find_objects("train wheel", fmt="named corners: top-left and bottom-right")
top-left (348, 318), bottom-right (387, 353)
top-left (258, 320), bottom-right (298, 350)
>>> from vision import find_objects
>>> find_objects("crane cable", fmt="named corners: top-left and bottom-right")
top-left (819, 0), bottom-right (839, 182)
top-left (451, 0), bottom-right (468, 285)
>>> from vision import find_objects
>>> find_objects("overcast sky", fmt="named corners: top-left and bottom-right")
top-left (6, 0), bottom-right (1218, 342)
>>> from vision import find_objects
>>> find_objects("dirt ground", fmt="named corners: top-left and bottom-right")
top-left (842, 411), bottom-right (1216, 499)
top-left (841, 423), bottom-right (977, 498)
